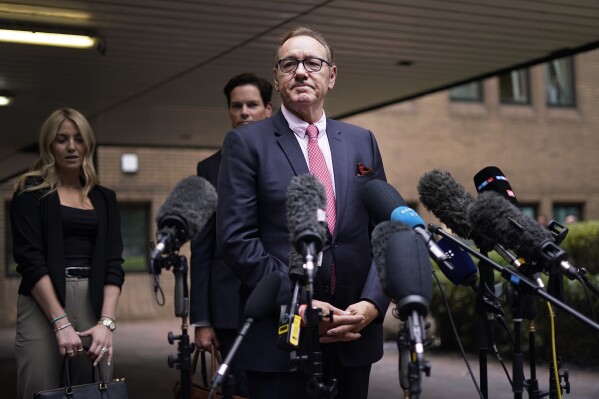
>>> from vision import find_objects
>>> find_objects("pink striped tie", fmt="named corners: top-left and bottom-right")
top-left (306, 124), bottom-right (336, 294)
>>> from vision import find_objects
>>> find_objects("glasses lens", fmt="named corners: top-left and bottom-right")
top-left (279, 59), bottom-right (298, 73)
top-left (304, 58), bottom-right (323, 72)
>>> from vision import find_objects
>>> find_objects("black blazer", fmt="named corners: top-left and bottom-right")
top-left (11, 184), bottom-right (125, 318)
top-left (216, 110), bottom-right (390, 372)
top-left (190, 150), bottom-right (242, 329)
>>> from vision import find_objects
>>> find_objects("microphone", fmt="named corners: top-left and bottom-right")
top-left (372, 224), bottom-right (433, 378)
top-left (435, 237), bottom-right (479, 289)
top-left (390, 205), bottom-right (459, 273)
top-left (371, 221), bottom-right (414, 300)
top-left (151, 176), bottom-right (217, 260)
top-left (474, 166), bottom-right (518, 206)
top-left (287, 248), bottom-right (307, 283)
top-left (371, 221), bottom-right (433, 309)
top-left (473, 166), bottom-right (546, 290)
top-left (418, 169), bottom-right (522, 267)
top-left (363, 179), bottom-right (405, 225)
top-left (363, 179), bottom-right (455, 272)
top-left (417, 169), bottom-right (474, 241)
top-left (468, 191), bottom-right (579, 281)
top-left (211, 272), bottom-right (282, 394)
top-left (286, 174), bottom-right (328, 277)
top-left (384, 228), bottom-right (433, 319)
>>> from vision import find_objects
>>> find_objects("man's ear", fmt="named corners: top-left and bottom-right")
top-left (273, 68), bottom-right (280, 92)
top-left (328, 65), bottom-right (337, 89)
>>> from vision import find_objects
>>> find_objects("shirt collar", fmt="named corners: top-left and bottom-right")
top-left (282, 105), bottom-right (327, 139)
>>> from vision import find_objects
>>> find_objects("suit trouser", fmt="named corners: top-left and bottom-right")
top-left (16, 277), bottom-right (112, 399)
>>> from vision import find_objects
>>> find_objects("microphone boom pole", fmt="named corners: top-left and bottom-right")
top-left (430, 224), bottom-right (599, 332)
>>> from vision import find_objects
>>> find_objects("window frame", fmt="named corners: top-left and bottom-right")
top-left (545, 57), bottom-right (576, 107)
top-left (499, 68), bottom-right (531, 105)
top-left (449, 81), bottom-right (484, 102)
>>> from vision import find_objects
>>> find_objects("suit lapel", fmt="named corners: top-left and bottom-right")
top-left (273, 110), bottom-right (309, 176)
top-left (327, 119), bottom-right (348, 238)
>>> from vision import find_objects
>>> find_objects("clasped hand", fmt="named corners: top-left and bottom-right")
top-left (310, 299), bottom-right (379, 343)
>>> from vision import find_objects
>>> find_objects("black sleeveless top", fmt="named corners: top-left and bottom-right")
top-left (61, 205), bottom-right (98, 268)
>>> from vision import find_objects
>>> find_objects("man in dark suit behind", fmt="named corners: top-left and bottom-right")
top-left (189, 73), bottom-right (273, 396)
top-left (216, 27), bottom-right (390, 399)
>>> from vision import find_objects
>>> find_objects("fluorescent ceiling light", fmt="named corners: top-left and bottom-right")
top-left (0, 95), bottom-right (14, 106)
top-left (0, 3), bottom-right (90, 20)
top-left (0, 28), bottom-right (97, 49)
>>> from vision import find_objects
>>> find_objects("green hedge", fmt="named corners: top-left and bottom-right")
top-left (561, 220), bottom-right (599, 274)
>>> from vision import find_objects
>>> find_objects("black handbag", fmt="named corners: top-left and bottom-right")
top-left (33, 353), bottom-right (129, 399)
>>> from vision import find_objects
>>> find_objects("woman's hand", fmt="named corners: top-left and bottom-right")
top-left (54, 323), bottom-right (83, 358)
top-left (78, 324), bottom-right (114, 366)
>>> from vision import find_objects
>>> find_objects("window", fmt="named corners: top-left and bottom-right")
top-left (449, 81), bottom-right (483, 102)
top-left (119, 202), bottom-right (150, 272)
top-left (553, 203), bottom-right (583, 225)
top-left (519, 203), bottom-right (539, 221)
top-left (545, 57), bottom-right (575, 106)
top-left (499, 69), bottom-right (530, 104)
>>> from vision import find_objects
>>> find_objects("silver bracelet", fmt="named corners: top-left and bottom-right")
top-left (53, 322), bottom-right (72, 332)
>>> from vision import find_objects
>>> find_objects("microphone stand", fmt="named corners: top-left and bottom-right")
top-left (475, 248), bottom-right (504, 399)
top-left (523, 287), bottom-right (544, 399)
top-left (507, 285), bottom-right (525, 399)
top-left (546, 273), bottom-right (570, 399)
top-left (291, 250), bottom-right (337, 399)
top-left (430, 224), bottom-right (599, 399)
top-left (153, 253), bottom-right (193, 399)
top-left (397, 310), bottom-right (431, 398)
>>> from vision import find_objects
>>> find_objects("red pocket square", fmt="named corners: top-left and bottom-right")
top-left (357, 162), bottom-right (374, 176)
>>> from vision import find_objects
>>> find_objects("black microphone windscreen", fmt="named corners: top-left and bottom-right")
top-left (156, 175), bottom-right (217, 240)
top-left (385, 229), bottom-right (433, 318)
top-left (244, 272), bottom-right (281, 320)
top-left (474, 166), bottom-right (518, 206)
top-left (417, 169), bottom-right (473, 239)
top-left (287, 249), bottom-right (305, 282)
top-left (286, 174), bottom-right (328, 249)
top-left (363, 179), bottom-right (407, 225)
top-left (371, 220), bottom-right (413, 300)
top-left (468, 191), bottom-right (553, 261)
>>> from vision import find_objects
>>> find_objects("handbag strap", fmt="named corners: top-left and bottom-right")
top-left (59, 356), bottom-right (73, 389)
top-left (194, 344), bottom-right (224, 388)
top-left (190, 349), bottom-right (209, 387)
top-left (59, 346), bottom-right (106, 389)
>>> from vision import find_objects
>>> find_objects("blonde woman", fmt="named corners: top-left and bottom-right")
top-left (11, 108), bottom-right (125, 399)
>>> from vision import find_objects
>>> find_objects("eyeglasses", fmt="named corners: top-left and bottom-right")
top-left (276, 57), bottom-right (332, 74)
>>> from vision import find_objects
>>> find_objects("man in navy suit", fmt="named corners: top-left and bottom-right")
top-left (216, 27), bottom-right (390, 399)
top-left (189, 73), bottom-right (273, 396)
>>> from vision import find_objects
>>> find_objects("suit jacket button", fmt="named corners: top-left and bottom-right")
top-left (324, 285), bottom-right (330, 295)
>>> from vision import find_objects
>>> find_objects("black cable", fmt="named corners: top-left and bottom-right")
top-left (577, 275), bottom-right (599, 346)
top-left (432, 270), bottom-right (484, 399)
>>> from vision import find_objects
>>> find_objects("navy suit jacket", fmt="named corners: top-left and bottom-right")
top-left (189, 150), bottom-right (241, 329)
top-left (216, 109), bottom-right (390, 372)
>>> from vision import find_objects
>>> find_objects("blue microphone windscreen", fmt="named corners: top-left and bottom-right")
top-left (391, 206), bottom-right (425, 229)
top-left (436, 237), bottom-right (478, 286)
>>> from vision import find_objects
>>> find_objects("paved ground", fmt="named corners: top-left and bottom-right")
top-left (1, 319), bottom-right (598, 398)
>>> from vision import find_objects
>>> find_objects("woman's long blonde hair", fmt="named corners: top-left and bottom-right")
top-left (15, 108), bottom-right (99, 197)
